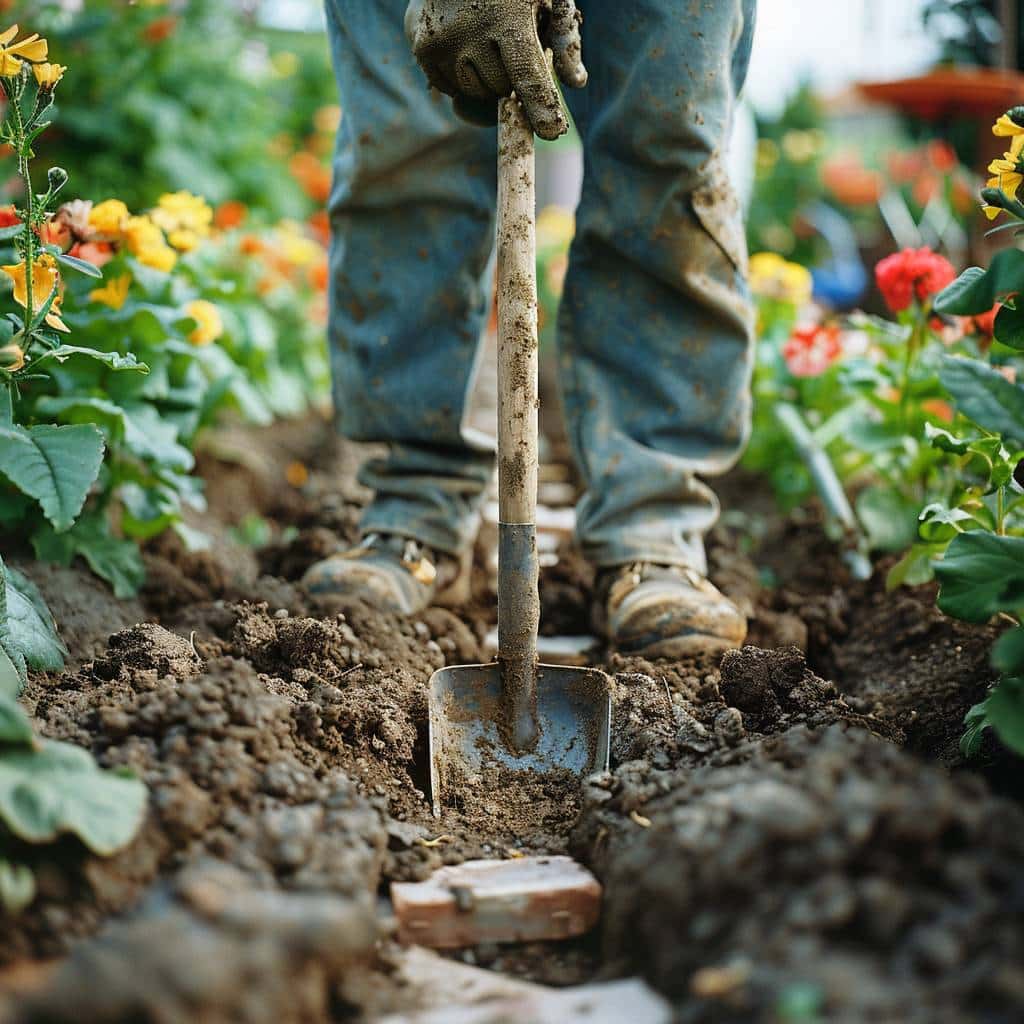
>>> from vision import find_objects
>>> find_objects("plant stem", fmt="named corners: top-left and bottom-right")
top-left (0, 383), bottom-right (12, 426)
top-left (11, 79), bottom-right (34, 330)
top-left (998, 486), bottom-right (1006, 536)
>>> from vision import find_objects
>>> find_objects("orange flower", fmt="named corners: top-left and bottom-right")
top-left (309, 258), bottom-right (329, 292)
top-left (69, 241), bottom-right (114, 269)
top-left (143, 16), bottom-right (178, 44)
top-left (289, 151), bottom-right (331, 203)
top-left (40, 217), bottom-right (70, 250)
top-left (0, 204), bottom-right (19, 228)
top-left (214, 200), bottom-right (248, 231)
top-left (239, 234), bottom-right (265, 257)
top-left (921, 399), bottom-right (954, 423)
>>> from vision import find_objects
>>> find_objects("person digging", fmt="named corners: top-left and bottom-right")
top-left (304, 0), bottom-right (757, 660)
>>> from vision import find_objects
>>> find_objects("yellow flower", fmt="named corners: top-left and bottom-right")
top-left (167, 229), bottom-right (200, 253)
top-left (0, 24), bottom-right (48, 77)
top-left (0, 342), bottom-right (25, 372)
top-left (993, 111), bottom-right (1024, 138)
top-left (984, 134), bottom-right (1024, 220)
top-left (536, 205), bottom-right (575, 251)
top-left (185, 299), bottom-right (223, 347)
top-left (89, 199), bottom-right (130, 238)
top-left (122, 215), bottom-right (178, 272)
top-left (89, 273), bottom-right (132, 311)
top-left (150, 191), bottom-right (212, 251)
top-left (32, 62), bottom-right (65, 90)
top-left (1, 254), bottom-right (69, 332)
top-left (748, 251), bottom-right (813, 305)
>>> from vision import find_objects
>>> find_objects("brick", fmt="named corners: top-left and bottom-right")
top-left (391, 856), bottom-right (601, 949)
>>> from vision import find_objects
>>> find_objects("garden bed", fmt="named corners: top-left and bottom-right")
top-left (1, 415), bottom-right (1022, 1023)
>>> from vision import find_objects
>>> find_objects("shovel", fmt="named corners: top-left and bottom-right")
top-left (426, 97), bottom-right (612, 818)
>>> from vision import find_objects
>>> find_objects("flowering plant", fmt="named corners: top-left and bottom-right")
top-left (0, 35), bottom-right (330, 596)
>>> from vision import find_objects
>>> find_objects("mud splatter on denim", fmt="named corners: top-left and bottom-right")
top-left (324, 0), bottom-right (756, 572)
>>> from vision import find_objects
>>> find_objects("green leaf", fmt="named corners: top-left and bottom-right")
top-left (33, 346), bottom-right (148, 374)
top-left (0, 648), bottom-right (21, 699)
top-left (935, 531), bottom-right (1024, 623)
top-left (993, 627), bottom-right (1024, 675)
top-left (986, 676), bottom-right (1024, 755)
top-left (917, 503), bottom-right (975, 544)
top-left (994, 302), bottom-right (1024, 351)
top-left (0, 859), bottom-right (35, 916)
top-left (2, 563), bottom-right (66, 673)
top-left (0, 224), bottom-right (22, 242)
top-left (0, 739), bottom-right (147, 855)
top-left (886, 543), bottom-right (939, 590)
top-left (56, 252), bottom-right (104, 279)
top-left (0, 423), bottom-right (105, 532)
top-left (961, 700), bottom-right (989, 758)
top-left (856, 486), bottom-right (920, 553)
top-left (0, 693), bottom-right (33, 745)
top-left (32, 516), bottom-right (145, 599)
top-left (934, 249), bottom-right (1024, 316)
top-left (940, 356), bottom-right (1024, 445)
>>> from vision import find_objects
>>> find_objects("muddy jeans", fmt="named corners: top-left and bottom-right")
top-left (323, 0), bottom-right (756, 574)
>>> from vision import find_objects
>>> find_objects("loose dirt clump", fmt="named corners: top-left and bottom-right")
top-left (8, 621), bottom-right (387, 968)
top-left (573, 721), bottom-right (1024, 1023)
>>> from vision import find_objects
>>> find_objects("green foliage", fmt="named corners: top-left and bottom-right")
top-left (0, 558), bottom-right (66, 688)
top-left (0, 687), bottom-right (148, 914)
top-left (18, 0), bottom-right (335, 218)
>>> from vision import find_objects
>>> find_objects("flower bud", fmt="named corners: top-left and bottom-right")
top-left (0, 343), bottom-right (25, 372)
top-left (47, 167), bottom-right (69, 195)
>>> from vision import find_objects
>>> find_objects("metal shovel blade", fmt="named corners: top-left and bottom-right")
top-left (427, 662), bottom-right (611, 818)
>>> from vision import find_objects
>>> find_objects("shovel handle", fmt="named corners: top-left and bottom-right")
top-left (496, 96), bottom-right (540, 751)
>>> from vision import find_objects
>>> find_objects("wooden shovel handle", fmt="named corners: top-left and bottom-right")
top-left (496, 96), bottom-right (540, 752)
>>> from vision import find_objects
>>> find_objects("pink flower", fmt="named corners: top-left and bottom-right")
top-left (875, 247), bottom-right (956, 314)
top-left (783, 324), bottom-right (843, 378)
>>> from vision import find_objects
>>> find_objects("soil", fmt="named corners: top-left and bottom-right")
top-left (2, 415), bottom-right (1022, 1024)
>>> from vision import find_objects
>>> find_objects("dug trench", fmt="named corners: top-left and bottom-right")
top-left (2, 415), bottom-right (1023, 1023)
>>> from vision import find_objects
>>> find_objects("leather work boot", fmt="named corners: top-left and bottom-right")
top-left (302, 533), bottom-right (466, 615)
top-left (593, 563), bottom-right (747, 659)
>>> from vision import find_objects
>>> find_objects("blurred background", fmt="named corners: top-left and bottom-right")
top-left (11, 0), bottom-right (1021, 318)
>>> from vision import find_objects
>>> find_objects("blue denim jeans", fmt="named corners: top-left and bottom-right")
top-left (324, 0), bottom-right (756, 574)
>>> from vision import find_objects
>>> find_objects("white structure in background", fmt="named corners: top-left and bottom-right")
top-left (747, 0), bottom-right (940, 116)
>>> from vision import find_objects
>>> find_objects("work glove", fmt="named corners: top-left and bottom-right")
top-left (405, 0), bottom-right (587, 140)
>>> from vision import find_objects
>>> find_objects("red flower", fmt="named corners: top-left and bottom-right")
top-left (969, 304), bottom-right (999, 339)
top-left (875, 247), bottom-right (956, 314)
top-left (927, 139), bottom-right (958, 174)
top-left (783, 324), bottom-right (843, 378)
top-left (0, 204), bottom-right (19, 228)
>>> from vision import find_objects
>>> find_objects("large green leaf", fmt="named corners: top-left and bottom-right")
top-left (0, 423), bottom-right (105, 532)
top-left (939, 356), bottom-right (1024, 446)
top-left (1, 560), bottom-right (66, 674)
top-left (0, 739), bottom-right (147, 855)
top-left (935, 531), bottom-right (1024, 623)
top-left (0, 557), bottom-right (26, 691)
top-left (934, 249), bottom-right (1024, 316)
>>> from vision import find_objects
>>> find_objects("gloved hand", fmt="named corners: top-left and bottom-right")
top-left (405, 0), bottom-right (586, 140)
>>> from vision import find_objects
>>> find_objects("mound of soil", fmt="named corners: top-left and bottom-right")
top-left (3, 422), bottom-right (1022, 1023)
